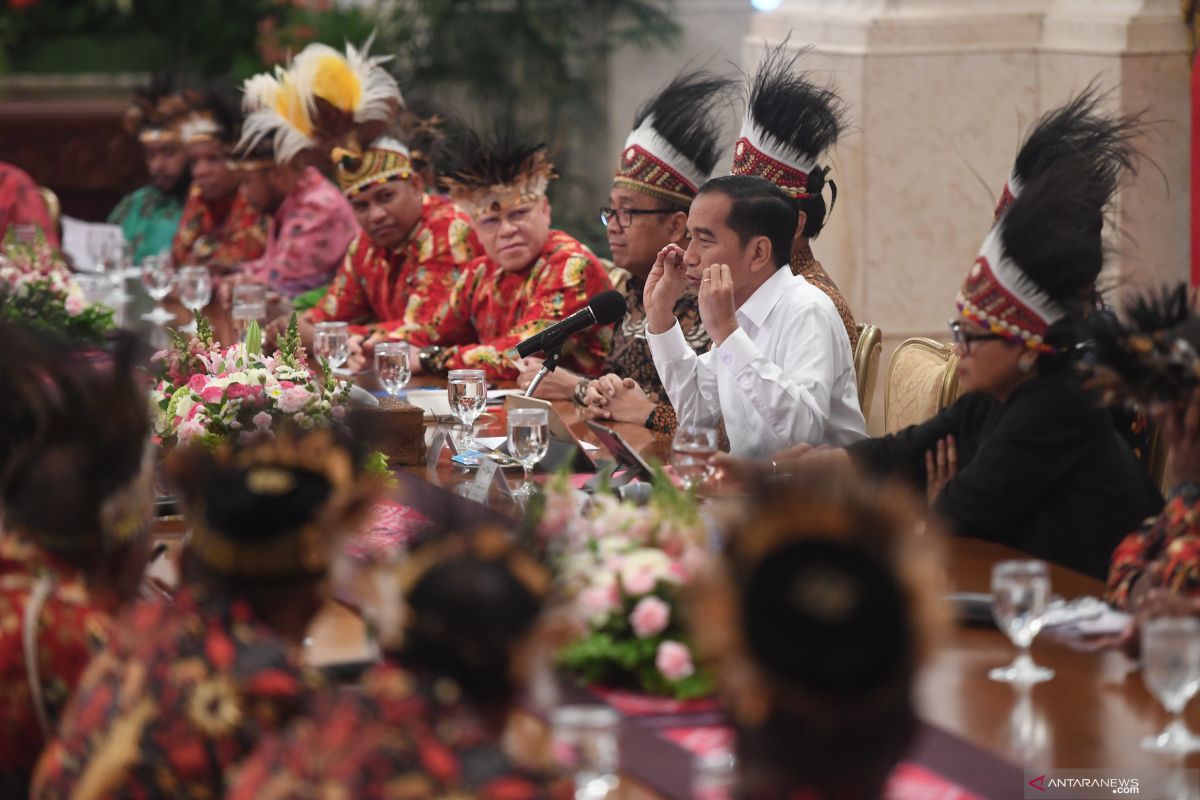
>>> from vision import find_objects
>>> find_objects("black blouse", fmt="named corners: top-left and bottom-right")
top-left (848, 371), bottom-right (1163, 579)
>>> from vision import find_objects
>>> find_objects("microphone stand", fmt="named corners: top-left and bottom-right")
top-left (525, 344), bottom-right (563, 397)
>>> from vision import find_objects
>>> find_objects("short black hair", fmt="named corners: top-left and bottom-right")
top-left (697, 174), bottom-right (797, 268)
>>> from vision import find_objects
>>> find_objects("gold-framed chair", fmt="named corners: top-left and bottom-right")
top-left (883, 337), bottom-right (960, 434)
top-left (37, 185), bottom-right (61, 236)
top-left (853, 323), bottom-right (882, 426)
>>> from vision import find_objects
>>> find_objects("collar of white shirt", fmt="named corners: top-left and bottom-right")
top-left (735, 265), bottom-right (797, 332)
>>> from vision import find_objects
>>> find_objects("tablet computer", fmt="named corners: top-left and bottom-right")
top-left (585, 420), bottom-right (656, 485)
top-left (504, 394), bottom-right (596, 473)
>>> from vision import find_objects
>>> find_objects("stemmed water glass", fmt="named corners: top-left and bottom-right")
top-left (313, 322), bottom-right (350, 372)
top-left (551, 705), bottom-right (621, 800)
top-left (231, 283), bottom-right (267, 344)
top-left (508, 407), bottom-right (549, 497)
top-left (1141, 616), bottom-right (1200, 753)
top-left (989, 560), bottom-right (1055, 684)
top-left (139, 254), bottom-right (175, 323)
top-left (375, 342), bottom-right (411, 399)
top-left (176, 265), bottom-right (212, 334)
top-left (672, 425), bottom-right (718, 491)
top-left (447, 369), bottom-right (487, 451)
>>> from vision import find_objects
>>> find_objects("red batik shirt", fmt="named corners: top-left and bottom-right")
top-left (0, 533), bottom-right (110, 793)
top-left (308, 194), bottom-right (481, 336)
top-left (0, 162), bottom-right (57, 246)
top-left (1107, 482), bottom-right (1200, 609)
top-left (170, 184), bottom-right (268, 275)
top-left (32, 585), bottom-right (323, 800)
top-left (403, 229), bottom-right (614, 381)
top-left (228, 662), bottom-right (571, 800)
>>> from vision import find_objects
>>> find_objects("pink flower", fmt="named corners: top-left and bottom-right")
top-left (276, 386), bottom-right (312, 414)
top-left (252, 411), bottom-right (272, 429)
top-left (279, 380), bottom-right (295, 389)
top-left (577, 584), bottom-right (619, 623)
top-left (200, 385), bottom-right (224, 404)
top-left (64, 292), bottom-right (85, 317)
top-left (655, 640), bottom-right (694, 681)
top-left (331, 404), bottom-right (345, 420)
top-left (225, 383), bottom-right (249, 400)
top-left (188, 374), bottom-right (207, 392)
top-left (177, 418), bottom-right (206, 445)
top-left (629, 596), bottom-right (670, 639)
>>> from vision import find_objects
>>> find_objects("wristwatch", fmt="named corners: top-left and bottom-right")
top-left (418, 345), bottom-right (443, 373)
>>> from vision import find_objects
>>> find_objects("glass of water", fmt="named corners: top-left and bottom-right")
top-left (508, 407), bottom-right (549, 497)
top-left (447, 369), bottom-right (486, 451)
top-left (374, 342), bottom-right (411, 399)
top-left (1141, 616), bottom-right (1200, 753)
top-left (313, 321), bottom-right (350, 372)
top-left (139, 254), bottom-right (175, 323)
top-left (231, 282), bottom-right (267, 344)
top-left (989, 560), bottom-right (1055, 684)
top-left (551, 705), bottom-right (620, 800)
top-left (672, 425), bottom-right (718, 491)
top-left (176, 266), bottom-right (212, 333)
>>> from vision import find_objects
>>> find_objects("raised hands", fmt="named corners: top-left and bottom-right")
top-left (644, 243), bottom-right (687, 335)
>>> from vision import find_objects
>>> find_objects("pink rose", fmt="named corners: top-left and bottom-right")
top-left (577, 584), bottom-right (619, 623)
top-left (629, 596), bottom-right (670, 639)
top-left (177, 418), bottom-right (206, 445)
top-left (225, 383), bottom-right (249, 400)
top-left (200, 385), bottom-right (224, 404)
top-left (331, 404), bottom-right (346, 420)
top-left (188, 373), bottom-right (207, 392)
top-left (276, 386), bottom-right (312, 414)
top-left (64, 292), bottom-right (85, 317)
top-left (655, 640), bottom-right (694, 681)
top-left (252, 411), bottom-right (272, 429)
top-left (279, 380), bottom-right (295, 389)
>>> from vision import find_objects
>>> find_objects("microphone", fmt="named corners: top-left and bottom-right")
top-left (515, 289), bottom-right (627, 358)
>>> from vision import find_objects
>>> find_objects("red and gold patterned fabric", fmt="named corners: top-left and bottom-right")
top-left (0, 163), bottom-right (57, 246)
top-left (228, 662), bottom-right (570, 800)
top-left (1107, 483), bottom-right (1200, 609)
top-left (170, 184), bottom-right (268, 275)
top-left (308, 194), bottom-right (480, 335)
top-left (31, 586), bottom-right (322, 799)
top-left (402, 229), bottom-right (614, 381)
top-left (614, 137), bottom-right (699, 206)
top-left (730, 136), bottom-right (815, 199)
top-left (0, 533), bottom-right (110, 794)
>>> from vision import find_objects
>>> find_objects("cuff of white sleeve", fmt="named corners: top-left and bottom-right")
top-left (646, 320), bottom-right (691, 361)
top-left (715, 327), bottom-right (757, 375)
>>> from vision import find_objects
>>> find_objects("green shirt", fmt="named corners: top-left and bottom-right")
top-left (108, 185), bottom-right (185, 264)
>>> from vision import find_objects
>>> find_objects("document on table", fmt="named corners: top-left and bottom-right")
top-left (61, 216), bottom-right (126, 273)
top-left (406, 389), bottom-right (455, 420)
top-left (475, 435), bottom-right (599, 453)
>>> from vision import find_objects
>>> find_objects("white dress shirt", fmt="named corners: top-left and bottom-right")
top-left (648, 266), bottom-right (867, 458)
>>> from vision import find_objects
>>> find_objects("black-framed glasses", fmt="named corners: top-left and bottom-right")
top-left (599, 206), bottom-right (677, 228)
top-left (948, 319), bottom-right (1006, 354)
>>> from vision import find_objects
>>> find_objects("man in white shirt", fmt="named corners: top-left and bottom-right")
top-left (643, 174), bottom-right (866, 458)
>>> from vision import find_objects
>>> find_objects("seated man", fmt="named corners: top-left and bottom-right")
top-left (32, 427), bottom-right (377, 799)
top-left (0, 162), bottom-right (57, 246)
top-left (170, 90), bottom-right (268, 276)
top-left (306, 118), bottom-right (480, 341)
top-left (517, 70), bottom-right (725, 436)
top-left (644, 175), bottom-right (866, 458)
top-left (109, 83), bottom-right (192, 262)
top-left (401, 128), bottom-right (614, 381)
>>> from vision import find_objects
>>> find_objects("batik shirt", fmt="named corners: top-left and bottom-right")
top-left (574, 275), bottom-right (709, 436)
top-left (170, 184), bottom-right (268, 275)
top-left (228, 662), bottom-right (570, 800)
top-left (791, 242), bottom-right (858, 351)
top-left (32, 586), bottom-right (323, 800)
top-left (108, 185), bottom-right (185, 264)
top-left (241, 167), bottom-right (359, 299)
top-left (1107, 483), bottom-right (1200, 609)
top-left (403, 229), bottom-right (614, 381)
top-left (0, 162), bottom-right (57, 246)
top-left (0, 533), bottom-right (110, 796)
top-left (308, 194), bottom-right (481, 336)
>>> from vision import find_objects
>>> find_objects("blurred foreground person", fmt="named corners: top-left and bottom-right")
top-left (691, 473), bottom-right (944, 799)
top-left (0, 326), bottom-right (153, 794)
top-left (32, 427), bottom-right (377, 799)
top-left (0, 162), bottom-right (57, 246)
top-left (229, 527), bottom-right (570, 799)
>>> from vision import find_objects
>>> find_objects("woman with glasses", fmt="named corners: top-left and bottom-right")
top-left (719, 160), bottom-right (1161, 579)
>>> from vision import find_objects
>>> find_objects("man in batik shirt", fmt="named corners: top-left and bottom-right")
top-left (170, 92), bottom-right (268, 276)
top-left (32, 428), bottom-right (377, 799)
top-left (0, 330), bottom-right (153, 796)
top-left (109, 84), bottom-right (191, 262)
top-left (228, 528), bottom-right (570, 800)
top-left (306, 132), bottom-right (480, 342)
top-left (402, 128), bottom-right (613, 382)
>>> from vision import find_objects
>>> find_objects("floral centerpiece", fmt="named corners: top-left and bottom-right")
top-left (150, 313), bottom-right (350, 448)
top-left (535, 472), bottom-right (715, 699)
top-left (0, 230), bottom-right (114, 344)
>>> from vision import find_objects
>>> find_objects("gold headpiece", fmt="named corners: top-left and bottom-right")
top-left (440, 132), bottom-right (557, 219)
top-left (332, 136), bottom-right (413, 197)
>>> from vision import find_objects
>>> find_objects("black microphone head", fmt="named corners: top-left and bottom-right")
top-left (588, 290), bottom-right (627, 326)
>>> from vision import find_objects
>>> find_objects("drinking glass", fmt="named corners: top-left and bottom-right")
top-left (989, 560), bottom-right (1055, 684)
top-left (508, 407), bottom-right (549, 497)
top-left (551, 705), bottom-right (620, 800)
top-left (672, 425), bottom-right (719, 491)
top-left (313, 321), bottom-right (350, 372)
top-left (447, 369), bottom-right (487, 451)
top-left (693, 749), bottom-right (737, 800)
top-left (1141, 616), bottom-right (1200, 753)
top-left (176, 266), bottom-right (212, 333)
top-left (139, 254), bottom-right (175, 323)
top-left (375, 342), bottom-right (411, 399)
top-left (231, 282), bottom-right (268, 344)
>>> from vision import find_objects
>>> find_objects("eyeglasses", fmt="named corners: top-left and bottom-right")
top-left (948, 320), bottom-right (1006, 354)
top-left (599, 206), bottom-right (677, 229)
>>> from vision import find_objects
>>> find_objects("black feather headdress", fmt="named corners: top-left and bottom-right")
top-left (440, 125), bottom-right (557, 217)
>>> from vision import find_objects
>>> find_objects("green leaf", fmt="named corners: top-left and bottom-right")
top-left (244, 319), bottom-right (262, 355)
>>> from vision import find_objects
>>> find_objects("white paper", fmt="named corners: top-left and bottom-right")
top-left (474, 435), bottom-right (598, 453)
top-left (487, 388), bottom-right (524, 400)
top-left (61, 216), bottom-right (126, 273)
top-left (406, 390), bottom-right (454, 419)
